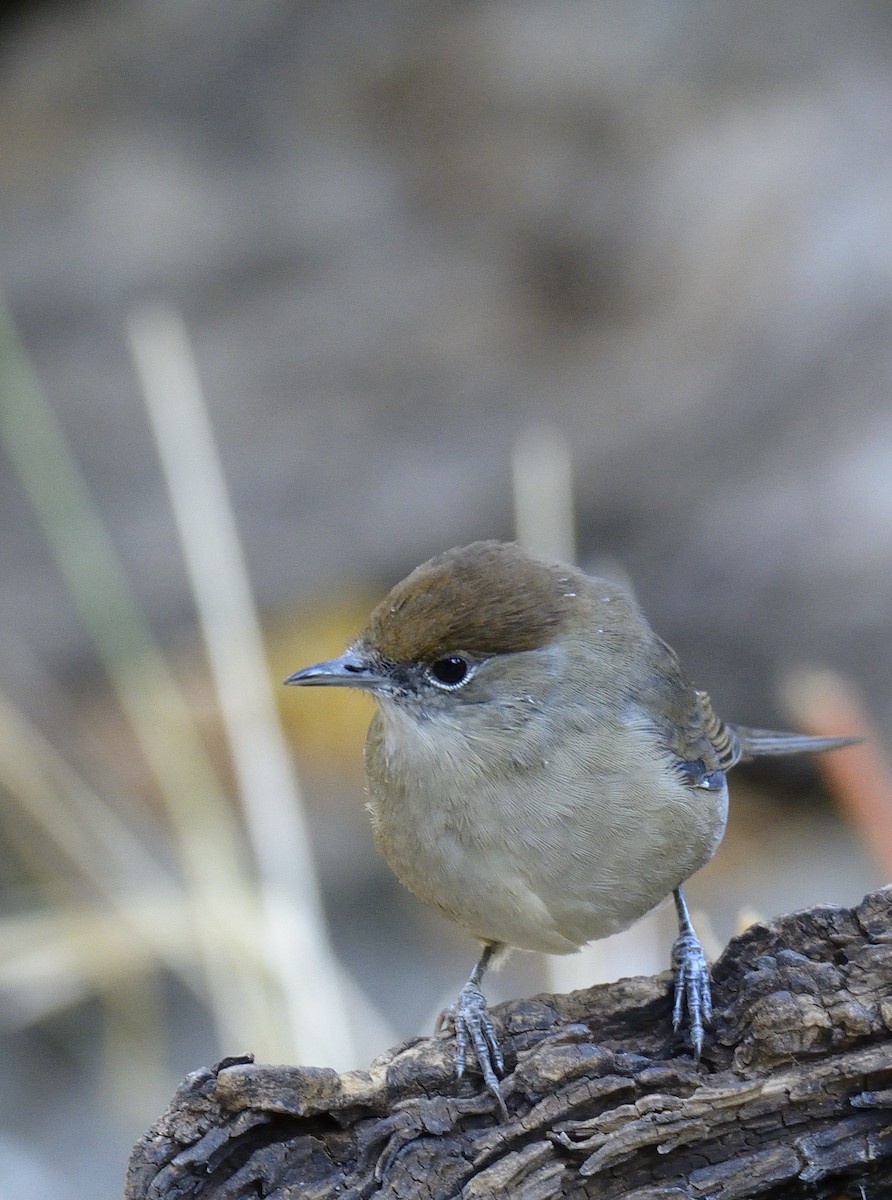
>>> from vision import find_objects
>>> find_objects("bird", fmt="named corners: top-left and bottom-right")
top-left (285, 540), bottom-right (857, 1114)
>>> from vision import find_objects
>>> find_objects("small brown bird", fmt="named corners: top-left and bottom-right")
top-left (286, 540), bottom-right (856, 1113)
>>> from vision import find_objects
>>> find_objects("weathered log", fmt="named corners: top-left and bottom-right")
top-left (125, 888), bottom-right (892, 1198)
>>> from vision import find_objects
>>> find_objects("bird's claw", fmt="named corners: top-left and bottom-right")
top-left (671, 926), bottom-right (713, 1059)
top-left (446, 978), bottom-right (507, 1117)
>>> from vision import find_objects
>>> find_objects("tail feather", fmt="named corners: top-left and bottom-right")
top-left (731, 726), bottom-right (862, 763)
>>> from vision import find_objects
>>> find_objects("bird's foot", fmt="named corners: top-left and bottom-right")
top-left (671, 924), bottom-right (713, 1058)
top-left (441, 978), bottom-right (507, 1117)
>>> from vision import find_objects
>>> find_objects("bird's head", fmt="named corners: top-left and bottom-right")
top-left (285, 541), bottom-right (633, 720)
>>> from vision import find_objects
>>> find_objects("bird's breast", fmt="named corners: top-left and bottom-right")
top-left (363, 700), bottom-right (727, 953)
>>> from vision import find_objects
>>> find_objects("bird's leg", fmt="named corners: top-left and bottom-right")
top-left (671, 886), bottom-right (712, 1058)
top-left (442, 942), bottom-right (507, 1116)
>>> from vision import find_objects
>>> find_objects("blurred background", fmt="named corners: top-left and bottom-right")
top-left (2, 2), bottom-right (892, 1196)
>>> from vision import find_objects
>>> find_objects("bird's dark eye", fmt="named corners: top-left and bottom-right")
top-left (428, 655), bottom-right (470, 688)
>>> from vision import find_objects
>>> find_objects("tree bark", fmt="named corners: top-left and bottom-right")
top-left (125, 888), bottom-right (892, 1199)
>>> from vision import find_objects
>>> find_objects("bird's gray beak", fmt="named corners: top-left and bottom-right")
top-left (284, 648), bottom-right (388, 693)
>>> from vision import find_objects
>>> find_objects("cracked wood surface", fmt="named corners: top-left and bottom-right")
top-left (125, 888), bottom-right (892, 1198)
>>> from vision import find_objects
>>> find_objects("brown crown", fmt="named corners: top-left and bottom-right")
top-left (362, 540), bottom-right (592, 664)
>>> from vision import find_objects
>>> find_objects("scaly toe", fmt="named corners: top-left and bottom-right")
top-left (453, 980), bottom-right (507, 1116)
top-left (671, 928), bottom-right (713, 1059)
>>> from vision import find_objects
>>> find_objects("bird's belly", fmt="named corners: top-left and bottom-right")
top-left (368, 755), bottom-right (728, 955)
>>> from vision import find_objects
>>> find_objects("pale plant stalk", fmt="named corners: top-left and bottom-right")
top-left (0, 903), bottom-right (177, 1028)
top-left (0, 689), bottom-right (203, 995)
top-left (0, 895), bottom-right (261, 1028)
top-left (0, 691), bottom-right (173, 892)
top-left (127, 305), bottom-right (355, 1067)
top-left (0, 300), bottom-right (267, 1051)
top-left (511, 425), bottom-right (577, 566)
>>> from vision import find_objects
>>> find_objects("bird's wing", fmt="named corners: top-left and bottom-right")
top-left (635, 638), bottom-right (742, 778)
top-left (684, 689), bottom-right (743, 772)
top-left (636, 637), bottom-right (859, 784)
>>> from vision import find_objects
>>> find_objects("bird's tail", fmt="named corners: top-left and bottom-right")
top-left (732, 726), bottom-right (862, 763)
